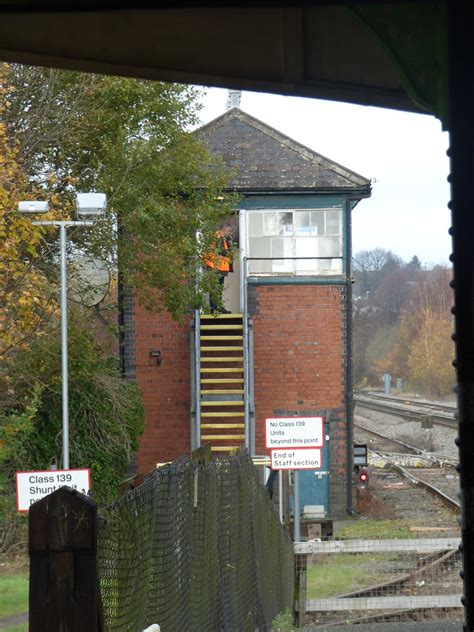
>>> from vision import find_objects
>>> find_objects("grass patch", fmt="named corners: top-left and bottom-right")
top-left (0, 574), bottom-right (28, 618)
top-left (307, 552), bottom-right (394, 599)
top-left (4, 624), bottom-right (28, 632)
top-left (335, 518), bottom-right (412, 540)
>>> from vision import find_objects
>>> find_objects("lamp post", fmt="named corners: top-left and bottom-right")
top-left (18, 193), bottom-right (106, 469)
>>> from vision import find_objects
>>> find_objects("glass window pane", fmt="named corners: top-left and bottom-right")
top-left (319, 235), bottom-right (341, 257)
top-left (317, 259), bottom-right (332, 274)
top-left (310, 211), bottom-right (325, 235)
top-left (249, 236), bottom-right (271, 274)
top-left (263, 212), bottom-right (281, 236)
top-left (295, 237), bottom-right (318, 272)
top-left (326, 211), bottom-right (341, 234)
top-left (271, 236), bottom-right (284, 258)
top-left (248, 212), bottom-right (263, 237)
top-left (295, 211), bottom-right (310, 235)
top-left (249, 236), bottom-right (271, 258)
top-left (279, 212), bottom-right (293, 235)
top-left (272, 237), bottom-right (293, 273)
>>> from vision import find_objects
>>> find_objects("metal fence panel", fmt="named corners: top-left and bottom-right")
top-left (97, 451), bottom-right (294, 631)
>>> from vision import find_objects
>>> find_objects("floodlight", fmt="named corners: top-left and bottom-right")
top-left (76, 192), bottom-right (107, 217)
top-left (18, 200), bottom-right (49, 213)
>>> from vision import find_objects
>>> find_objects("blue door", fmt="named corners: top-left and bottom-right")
top-left (296, 422), bottom-right (330, 516)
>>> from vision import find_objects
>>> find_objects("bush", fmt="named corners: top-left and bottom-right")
top-left (1, 307), bottom-right (144, 508)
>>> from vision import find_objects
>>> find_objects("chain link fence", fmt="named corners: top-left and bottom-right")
top-left (97, 450), bottom-right (294, 631)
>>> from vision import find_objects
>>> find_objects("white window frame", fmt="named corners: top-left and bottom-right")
top-left (244, 208), bottom-right (343, 277)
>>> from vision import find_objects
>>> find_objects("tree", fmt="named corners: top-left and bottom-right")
top-left (408, 313), bottom-right (454, 397)
top-left (352, 248), bottom-right (402, 298)
top-left (4, 64), bottom-right (235, 317)
top-left (373, 265), bottom-right (454, 396)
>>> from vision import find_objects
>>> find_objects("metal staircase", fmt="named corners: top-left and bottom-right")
top-left (192, 313), bottom-right (249, 454)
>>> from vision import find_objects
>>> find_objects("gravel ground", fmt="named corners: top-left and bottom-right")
top-left (357, 466), bottom-right (460, 536)
top-left (355, 405), bottom-right (458, 461)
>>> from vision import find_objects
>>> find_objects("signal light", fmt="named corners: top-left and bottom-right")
top-left (358, 469), bottom-right (369, 485)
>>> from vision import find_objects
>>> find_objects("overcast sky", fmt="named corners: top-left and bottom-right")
top-left (197, 87), bottom-right (451, 269)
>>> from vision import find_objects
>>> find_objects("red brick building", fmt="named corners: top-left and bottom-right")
top-left (124, 108), bottom-right (371, 517)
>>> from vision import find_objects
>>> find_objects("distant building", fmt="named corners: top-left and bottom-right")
top-left (124, 108), bottom-right (371, 517)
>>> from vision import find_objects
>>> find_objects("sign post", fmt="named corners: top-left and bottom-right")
top-left (16, 468), bottom-right (91, 512)
top-left (265, 416), bottom-right (325, 541)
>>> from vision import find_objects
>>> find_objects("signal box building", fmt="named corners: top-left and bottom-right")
top-left (125, 108), bottom-right (371, 518)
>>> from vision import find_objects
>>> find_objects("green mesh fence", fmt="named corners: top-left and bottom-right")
top-left (97, 450), bottom-right (294, 631)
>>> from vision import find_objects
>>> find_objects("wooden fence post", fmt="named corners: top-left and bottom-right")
top-left (29, 486), bottom-right (102, 631)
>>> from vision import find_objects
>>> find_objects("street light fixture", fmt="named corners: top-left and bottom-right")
top-left (18, 193), bottom-right (106, 469)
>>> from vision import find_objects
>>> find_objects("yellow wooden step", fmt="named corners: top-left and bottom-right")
top-left (201, 378), bottom-right (244, 384)
top-left (201, 324), bottom-right (243, 330)
top-left (201, 434), bottom-right (246, 441)
top-left (201, 423), bottom-right (245, 429)
top-left (201, 346), bottom-right (243, 351)
top-left (201, 357), bottom-right (243, 363)
top-left (201, 335), bottom-right (243, 341)
top-left (201, 314), bottom-right (242, 319)
top-left (201, 401), bottom-right (244, 407)
top-left (210, 446), bottom-right (242, 452)
top-left (201, 412), bottom-right (245, 417)
top-left (201, 389), bottom-right (244, 394)
top-left (201, 367), bottom-right (243, 373)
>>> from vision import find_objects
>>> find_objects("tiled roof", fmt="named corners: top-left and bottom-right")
top-left (196, 108), bottom-right (370, 192)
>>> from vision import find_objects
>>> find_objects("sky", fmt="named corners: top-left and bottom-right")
top-left (196, 87), bottom-right (451, 268)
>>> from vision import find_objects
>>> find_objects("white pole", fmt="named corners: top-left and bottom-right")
top-left (279, 470), bottom-right (283, 524)
top-left (59, 224), bottom-right (69, 469)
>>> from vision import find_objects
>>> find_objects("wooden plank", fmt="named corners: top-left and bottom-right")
top-left (201, 378), bottom-right (243, 384)
top-left (201, 412), bottom-right (245, 417)
top-left (305, 594), bottom-right (462, 612)
top-left (201, 324), bottom-right (243, 330)
top-left (201, 357), bottom-right (243, 362)
top-left (201, 434), bottom-right (246, 440)
top-left (201, 346), bottom-right (243, 351)
top-left (201, 335), bottom-right (243, 341)
top-left (201, 389), bottom-right (244, 394)
top-left (201, 314), bottom-right (242, 321)
top-left (200, 313), bottom-right (242, 319)
top-left (201, 367), bottom-right (243, 373)
top-left (201, 401), bottom-right (245, 407)
top-left (294, 538), bottom-right (461, 555)
top-left (210, 446), bottom-right (242, 452)
top-left (201, 423), bottom-right (245, 428)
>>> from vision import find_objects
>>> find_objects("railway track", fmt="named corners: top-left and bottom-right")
top-left (355, 391), bottom-right (456, 429)
top-left (354, 421), bottom-right (459, 509)
top-left (306, 421), bottom-right (462, 628)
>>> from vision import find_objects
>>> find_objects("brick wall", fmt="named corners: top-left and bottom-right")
top-left (133, 300), bottom-right (192, 474)
top-left (249, 283), bottom-right (350, 516)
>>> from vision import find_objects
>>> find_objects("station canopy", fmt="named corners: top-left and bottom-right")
top-left (0, 1), bottom-right (448, 127)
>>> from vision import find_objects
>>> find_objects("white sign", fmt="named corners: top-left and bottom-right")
top-left (265, 416), bottom-right (324, 449)
top-left (16, 468), bottom-right (91, 512)
top-left (271, 448), bottom-right (322, 470)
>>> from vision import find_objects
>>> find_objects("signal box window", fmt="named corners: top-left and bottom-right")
top-left (246, 209), bottom-right (343, 276)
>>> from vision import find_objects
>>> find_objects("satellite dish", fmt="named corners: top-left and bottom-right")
top-left (69, 256), bottom-right (111, 307)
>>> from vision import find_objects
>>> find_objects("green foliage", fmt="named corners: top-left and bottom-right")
top-left (1, 306), bottom-right (144, 503)
top-left (271, 608), bottom-right (295, 631)
top-left (307, 552), bottom-right (392, 599)
top-left (336, 518), bottom-right (412, 539)
top-left (4, 64), bottom-right (235, 318)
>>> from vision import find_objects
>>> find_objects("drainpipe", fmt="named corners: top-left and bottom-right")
top-left (345, 197), bottom-right (356, 515)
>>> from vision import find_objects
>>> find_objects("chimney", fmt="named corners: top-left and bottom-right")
top-left (226, 90), bottom-right (242, 110)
